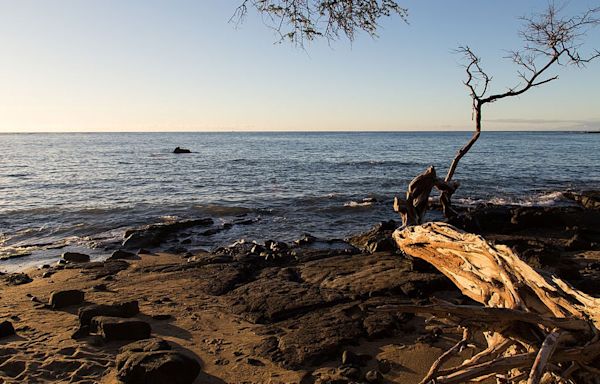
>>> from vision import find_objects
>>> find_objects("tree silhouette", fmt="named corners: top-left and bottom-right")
top-left (233, 0), bottom-right (407, 45)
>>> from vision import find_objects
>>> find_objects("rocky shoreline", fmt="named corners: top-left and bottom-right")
top-left (0, 191), bottom-right (599, 383)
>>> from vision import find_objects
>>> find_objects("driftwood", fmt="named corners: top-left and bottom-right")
top-left (391, 222), bottom-right (600, 384)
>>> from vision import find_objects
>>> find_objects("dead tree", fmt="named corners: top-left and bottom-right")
top-left (391, 222), bottom-right (600, 384)
top-left (398, 4), bottom-right (600, 226)
top-left (233, 0), bottom-right (408, 46)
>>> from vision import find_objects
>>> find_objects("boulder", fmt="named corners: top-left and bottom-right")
top-left (49, 290), bottom-right (85, 309)
top-left (0, 320), bottom-right (15, 338)
top-left (1, 273), bottom-right (32, 286)
top-left (61, 252), bottom-right (90, 263)
top-left (91, 316), bottom-right (151, 341)
top-left (173, 146), bottom-right (191, 154)
top-left (79, 301), bottom-right (140, 326)
top-left (109, 250), bottom-right (138, 260)
top-left (116, 350), bottom-right (200, 384)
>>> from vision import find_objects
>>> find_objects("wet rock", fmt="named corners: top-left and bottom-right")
top-left (511, 207), bottom-right (565, 229)
top-left (109, 250), bottom-right (138, 260)
top-left (91, 316), bottom-right (151, 341)
top-left (173, 146), bottom-right (191, 154)
top-left (0, 320), bottom-right (15, 338)
top-left (364, 369), bottom-right (383, 383)
top-left (122, 218), bottom-right (214, 249)
top-left (293, 233), bottom-right (317, 246)
top-left (49, 289), bottom-right (85, 309)
top-left (1, 273), bottom-right (33, 286)
top-left (62, 252), bottom-right (90, 263)
top-left (79, 300), bottom-right (140, 326)
top-left (348, 220), bottom-right (398, 253)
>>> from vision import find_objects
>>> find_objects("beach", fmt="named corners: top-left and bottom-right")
top-left (1, 193), bottom-right (599, 383)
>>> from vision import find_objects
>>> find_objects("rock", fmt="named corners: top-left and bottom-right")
top-left (79, 301), bottom-right (140, 326)
top-left (377, 359), bottom-right (392, 374)
top-left (151, 314), bottom-right (172, 321)
top-left (137, 248), bottom-right (152, 255)
top-left (122, 218), bottom-right (214, 249)
top-left (62, 252), bottom-right (90, 263)
top-left (49, 290), bottom-right (85, 309)
top-left (348, 220), bottom-right (398, 253)
top-left (565, 190), bottom-right (600, 210)
top-left (93, 284), bottom-right (108, 291)
top-left (0, 320), bottom-right (15, 338)
top-left (109, 250), bottom-right (138, 260)
top-left (364, 369), bottom-right (383, 383)
top-left (91, 316), bottom-right (151, 341)
top-left (1, 273), bottom-right (33, 286)
top-left (117, 350), bottom-right (200, 384)
top-left (71, 325), bottom-right (90, 340)
top-left (245, 357), bottom-right (265, 366)
top-left (337, 365), bottom-right (361, 380)
top-left (42, 271), bottom-right (54, 278)
top-left (173, 146), bottom-right (191, 154)
top-left (341, 350), bottom-right (359, 366)
top-left (116, 339), bottom-right (199, 384)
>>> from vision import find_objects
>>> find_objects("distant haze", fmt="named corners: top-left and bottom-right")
top-left (0, 1), bottom-right (599, 132)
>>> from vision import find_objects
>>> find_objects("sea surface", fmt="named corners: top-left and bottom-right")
top-left (1, 131), bottom-right (599, 271)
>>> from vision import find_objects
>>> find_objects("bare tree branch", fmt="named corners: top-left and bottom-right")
top-left (232, 0), bottom-right (408, 46)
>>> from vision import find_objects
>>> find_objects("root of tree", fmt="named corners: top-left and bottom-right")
top-left (390, 222), bottom-right (600, 384)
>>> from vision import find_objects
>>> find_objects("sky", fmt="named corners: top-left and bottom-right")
top-left (0, 0), bottom-right (599, 132)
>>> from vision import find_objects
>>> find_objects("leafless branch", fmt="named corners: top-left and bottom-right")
top-left (232, 0), bottom-right (408, 46)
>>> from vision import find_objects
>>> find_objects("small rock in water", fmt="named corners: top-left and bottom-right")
top-left (173, 146), bottom-right (191, 154)
top-left (49, 289), bottom-right (85, 309)
top-left (62, 252), bottom-right (90, 263)
top-left (0, 320), bottom-right (16, 338)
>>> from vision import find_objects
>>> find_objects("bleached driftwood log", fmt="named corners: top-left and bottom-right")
top-left (391, 222), bottom-right (600, 384)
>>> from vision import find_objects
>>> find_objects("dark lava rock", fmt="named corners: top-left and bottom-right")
top-left (91, 316), bottom-right (151, 341)
top-left (93, 283), bottom-right (109, 291)
top-left (49, 289), bottom-right (85, 309)
top-left (2, 273), bottom-right (33, 286)
top-left (348, 220), bottom-right (398, 253)
top-left (0, 320), bottom-right (16, 338)
top-left (255, 303), bottom-right (365, 369)
top-left (79, 300), bottom-right (140, 326)
top-left (62, 252), bottom-right (90, 263)
top-left (227, 269), bottom-right (347, 324)
top-left (337, 365), bottom-right (361, 380)
top-left (122, 218), bottom-right (214, 249)
top-left (109, 250), bottom-right (138, 260)
top-left (116, 338), bottom-right (199, 384)
top-left (173, 146), bottom-right (191, 154)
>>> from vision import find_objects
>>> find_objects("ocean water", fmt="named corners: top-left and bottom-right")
top-left (1, 131), bottom-right (599, 271)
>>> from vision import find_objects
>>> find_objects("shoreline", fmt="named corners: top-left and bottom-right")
top-left (1, 193), bottom-right (599, 383)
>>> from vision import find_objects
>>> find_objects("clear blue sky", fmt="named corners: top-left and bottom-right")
top-left (1, 0), bottom-right (599, 132)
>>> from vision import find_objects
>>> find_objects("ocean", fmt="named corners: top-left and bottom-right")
top-left (1, 131), bottom-right (599, 271)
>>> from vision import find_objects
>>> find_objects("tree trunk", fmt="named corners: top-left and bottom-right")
top-left (391, 222), bottom-right (600, 383)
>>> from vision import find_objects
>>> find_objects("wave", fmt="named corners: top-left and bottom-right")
top-left (456, 191), bottom-right (574, 207)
